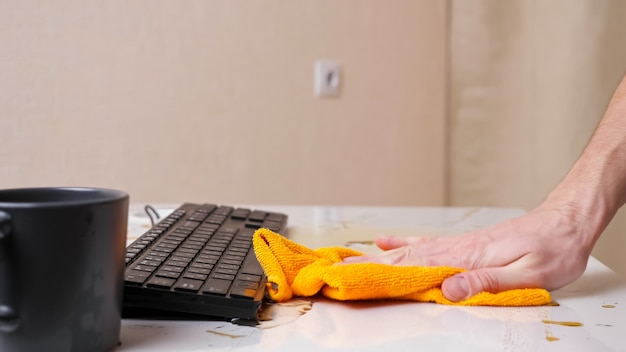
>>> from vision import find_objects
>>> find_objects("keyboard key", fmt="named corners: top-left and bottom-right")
top-left (205, 243), bottom-right (227, 251)
top-left (213, 206), bottom-right (233, 215)
top-left (183, 272), bottom-right (208, 281)
top-left (215, 267), bottom-right (238, 276)
top-left (125, 270), bottom-right (151, 285)
top-left (230, 280), bottom-right (259, 299)
top-left (187, 211), bottom-right (209, 222)
top-left (170, 255), bottom-right (192, 263)
top-left (161, 265), bottom-right (184, 273)
top-left (174, 278), bottom-right (204, 293)
top-left (212, 273), bottom-right (235, 281)
top-left (248, 210), bottom-right (267, 222)
top-left (214, 232), bottom-right (234, 239)
top-left (223, 254), bottom-right (245, 262)
top-left (172, 251), bottom-right (195, 259)
top-left (244, 222), bottom-right (261, 229)
top-left (190, 262), bottom-right (213, 270)
top-left (233, 239), bottom-right (251, 246)
top-left (238, 274), bottom-right (262, 282)
top-left (201, 278), bottom-right (232, 296)
top-left (219, 226), bottom-right (239, 235)
top-left (181, 244), bottom-right (202, 251)
top-left (190, 233), bottom-right (211, 241)
top-left (263, 221), bottom-right (283, 232)
top-left (184, 240), bottom-right (205, 247)
top-left (240, 255), bottom-right (264, 276)
top-left (164, 260), bottom-right (188, 268)
top-left (199, 204), bottom-right (217, 213)
top-left (221, 259), bottom-right (243, 266)
top-left (230, 208), bottom-right (250, 220)
top-left (198, 223), bottom-right (219, 231)
top-left (159, 242), bottom-right (179, 249)
top-left (217, 263), bottom-right (240, 271)
top-left (267, 213), bottom-right (286, 221)
top-left (239, 228), bottom-right (255, 238)
top-left (226, 247), bottom-right (248, 255)
top-left (195, 257), bottom-right (218, 265)
top-left (188, 267), bottom-right (211, 275)
top-left (174, 231), bottom-right (191, 239)
top-left (147, 251), bottom-right (168, 258)
top-left (210, 239), bottom-right (231, 246)
top-left (132, 265), bottom-right (157, 273)
top-left (202, 250), bottom-right (223, 257)
top-left (139, 259), bottom-right (162, 267)
top-left (143, 255), bottom-right (167, 262)
top-left (198, 253), bottom-right (220, 260)
top-left (229, 246), bottom-right (248, 255)
top-left (147, 277), bottom-right (176, 289)
top-left (182, 221), bottom-right (200, 230)
top-left (153, 246), bottom-right (174, 254)
top-left (156, 270), bottom-right (181, 279)
top-left (131, 244), bottom-right (147, 251)
top-left (206, 216), bottom-right (226, 225)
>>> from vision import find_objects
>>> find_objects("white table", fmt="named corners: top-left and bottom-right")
top-left (118, 205), bottom-right (626, 351)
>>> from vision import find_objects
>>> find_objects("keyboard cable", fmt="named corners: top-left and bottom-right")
top-left (144, 204), bottom-right (161, 227)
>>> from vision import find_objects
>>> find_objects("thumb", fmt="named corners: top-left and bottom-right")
top-left (442, 268), bottom-right (509, 302)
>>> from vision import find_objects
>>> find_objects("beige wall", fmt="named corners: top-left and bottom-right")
top-left (3, 1), bottom-right (626, 274)
top-left (449, 0), bottom-right (626, 275)
top-left (0, 1), bottom-right (448, 206)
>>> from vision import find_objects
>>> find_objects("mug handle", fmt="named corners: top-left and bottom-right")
top-left (0, 211), bottom-right (20, 333)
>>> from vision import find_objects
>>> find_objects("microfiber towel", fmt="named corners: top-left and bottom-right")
top-left (253, 228), bottom-right (552, 306)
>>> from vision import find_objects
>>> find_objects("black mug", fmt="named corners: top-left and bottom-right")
top-left (0, 187), bottom-right (129, 352)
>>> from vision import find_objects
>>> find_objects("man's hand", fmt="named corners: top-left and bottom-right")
top-left (342, 206), bottom-right (593, 301)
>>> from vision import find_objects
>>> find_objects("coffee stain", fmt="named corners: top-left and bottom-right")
top-left (540, 312), bottom-right (559, 342)
top-left (540, 310), bottom-right (582, 342)
top-left (602, 304), bottom-right (616, 308)
top-left (542, 319), bottom-right (584, 327)
top-left (206, 330), bottom-right (246, 339)
top-left (545, 335), bottom-right (560, 342)
top-left (344, 240), bottom-right (375, 246)
top-left (287, 226), bottom-right (432, 252)
top-left (131, 324), bottom-right (165, 329)
top-left (257, 299), bottom-right (313, 329)
top-left (460, 207), bottom-right (481, 222)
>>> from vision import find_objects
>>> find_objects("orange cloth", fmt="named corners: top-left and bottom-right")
top-left (253, 228), bottom-right (551, 306)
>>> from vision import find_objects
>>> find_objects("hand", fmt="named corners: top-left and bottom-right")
top-left (342, 206), bottom-right (594, 301)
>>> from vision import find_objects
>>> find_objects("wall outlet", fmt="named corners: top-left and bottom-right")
top-left (314, 60), bottom-right (341, 97)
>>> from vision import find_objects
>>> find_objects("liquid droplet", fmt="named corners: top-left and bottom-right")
top-left (542, 319), bottom-right (583, 327)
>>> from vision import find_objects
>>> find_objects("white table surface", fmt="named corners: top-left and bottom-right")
top-left (118, 204), bottom-right (626, 352)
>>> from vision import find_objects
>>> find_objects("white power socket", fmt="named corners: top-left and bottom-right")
top-left (314, 60), bottom-right (341, 97)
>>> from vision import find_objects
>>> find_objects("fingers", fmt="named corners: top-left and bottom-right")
top-left (342, 235), bottom-right (438, 265)
top-left (375, 235), bottom-right (434, 250)
top-left (341, 246), bottom-right (427, 266)
top-left (442, 264), bottom-right (538, 301)
top-left (343, 235), bottom-right (467, 266)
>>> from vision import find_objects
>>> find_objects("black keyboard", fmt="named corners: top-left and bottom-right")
top-left (122, 203), bottom-right (288, 322)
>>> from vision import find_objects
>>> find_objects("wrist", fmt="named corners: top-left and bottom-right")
top-left (541, 174), bottom-right (616, 250)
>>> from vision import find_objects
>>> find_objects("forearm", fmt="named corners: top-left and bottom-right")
top-left (544, 74), bottom-right (626, 246)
